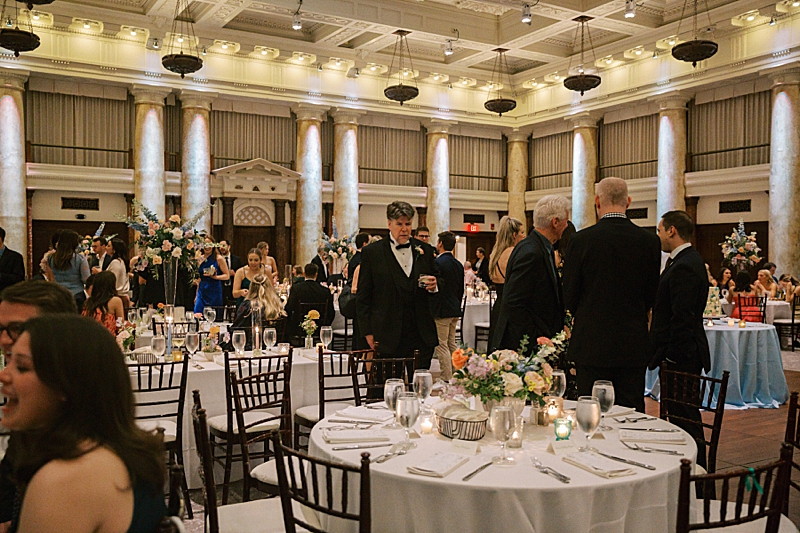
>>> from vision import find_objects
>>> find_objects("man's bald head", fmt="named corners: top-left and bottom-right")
top-left (595, 177), bottom-right (631, 216)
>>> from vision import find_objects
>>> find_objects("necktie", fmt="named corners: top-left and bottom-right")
top-left (665, 257), bottom-right (675, 270)
top-left (395, 242), bottom-right (412, 250)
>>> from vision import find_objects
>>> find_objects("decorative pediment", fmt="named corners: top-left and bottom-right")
top-left (212, 158), bottom-right (300, 180)
top-left (212, 158), bottom-right (300, 200)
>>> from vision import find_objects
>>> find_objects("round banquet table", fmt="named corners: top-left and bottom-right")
top-left (719, 299), bottom-right (791, 325)
top-left (461, 299), bottom-right (491, 349)
top-left (308, 404), bottom-right (696, 533)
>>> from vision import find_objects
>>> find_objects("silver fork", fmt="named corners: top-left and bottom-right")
top-left (531, 457), bottom-right (570, 483)
top-left (621, 441), bottom-right (683, 456)
top-left (617, 417), bottom-right (652, 424)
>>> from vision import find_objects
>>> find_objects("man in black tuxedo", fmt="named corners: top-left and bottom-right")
top-left (88, 236), bottom-right (111, 274)
top-left (650, 210), bottom-right (711, 468)
top-left (472, 247), bottom-right (490, 285)
top-left (311, 246), bottom-right (329, 285)
top-left (218, 240), bottom-right (243, 306)
top-left (356, 201), bottom-right (440, 369)
top-left (284, 263), bottom-right (334, 346)
top-left (563, 178), bottom-right (661, 413)
top-left (492, 195), bottom-right (570, 352)
top-left (433, 231), bottom-right (464, 381)
top-left (0, 227), bottom-right (25, 293)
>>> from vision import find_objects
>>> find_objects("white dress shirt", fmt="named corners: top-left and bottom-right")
top-left (389, 236), bottom-right (413, 277)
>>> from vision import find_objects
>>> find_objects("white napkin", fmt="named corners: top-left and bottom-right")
top-left (607, 406), bottom-right (637, 419)
top-left (407, 453), bottom-right (470, 478)
top-left (619, 430), bottom-right (687, 444)
top-left (562, 451), bottom-right (636, 478)
top-left (336, 406), bottom-right (394, 422)
top-left (321, 429), bottom-right (390, 444)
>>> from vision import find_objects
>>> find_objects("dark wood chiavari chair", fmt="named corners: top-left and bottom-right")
top-left (332, 317), bottom-right (352, 351)
top-left (783, 391), bottom-right (800, 515)
top-left (151, 319), bottom-right (199, 337)
top-left (775, 295), bottom-right (800, 352)
top-left (473, 289), bottom-right (495, 352)
top-left (349, 344), bottom-right (419, 404)
top-left (737, 295), bottom-right (768, 324)
top-left (455, 290), bottom-right (468, 345)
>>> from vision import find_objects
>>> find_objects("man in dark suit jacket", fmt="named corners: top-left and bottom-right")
top-left (433, 231), bottom-right (464, 381)
top-left (357, 201), bottom-right (440, 370)
top-left (89, 236), bottom-right (112, 274)
top-left (472, 248), bottom-right (490, 285)
top-left (218, 240), bottom-right (243, 305)
top-left (284, 263), bottom-right (334, 346)
top-left (650, 210), bottom-right (711, 469)
top-left (0, 227), bottom-right (25, 293)
top-left (563, 178), bottom-right (661, 413)
top-left (311, 246), bottom-right (329, 285)
top-left (492, 195), bottom-right (571, 353)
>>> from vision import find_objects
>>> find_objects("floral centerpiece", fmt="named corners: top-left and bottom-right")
top-left (720, 218), bottom-right (762, 271)
top-left (321, 218), bottom-right (355, 263)
top-left (446, 333), bottom-right (567, 406)
top-left (116, 320), bottom-right (136, 352)
top-left (301, 310), bottom-right (320, 348)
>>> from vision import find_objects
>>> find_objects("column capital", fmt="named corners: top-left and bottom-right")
top-left (0, 68), bottom-right (29, 91)
top-left (425, 119), bottom-right (456, 135)
top-left (768, 68), bottom-right (800, 87)
top-left (648, 91), bottom-right (691, 111)
top-left (220, 196), bottom-right (236, 207)
top-left (567, 111), bottom-right (601, 129)
top-left (505, 128), bottom-right (530, 143)
top-left (293, 103), bottom-right (328, 122)
top-left (331, 107), bottom-right (366, 125)
top-left (130, 84), bottom-right (172, 105)
top-left (179, 89), bottom-right (217, 111)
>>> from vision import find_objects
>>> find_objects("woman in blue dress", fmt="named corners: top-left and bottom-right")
top-left (194, 237), bottom-right (230, 314)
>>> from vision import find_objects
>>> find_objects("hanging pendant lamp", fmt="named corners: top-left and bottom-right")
top-left (162, 0), bottom-right (202, 78)
top-left (671, 0), bottom-right (717, 67)
top-left (384, 30), bottom-right (418, 105)
top-left (22, 0), bottom-right (52, 10)
top-left (484, 48), bottom-right (516, 116)
top-left (564, 16), bottom-right (600, 96)
top-left (0, 0), bottom-right (39, 57)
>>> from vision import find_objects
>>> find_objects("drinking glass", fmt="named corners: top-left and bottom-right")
top-left (203, 307), bottom-right (216, 323)
top-left (592, 380), bottom-right (615, 431)
top-left (413, 370), bottom-right (433, 404)
top-left (263, 328), bottom-right (277, 351)
top-left (232, 331), bottom-right (246, 356)
top-left (383, 379), bottom-right (405, 430)
top-left (575, 396), bottom-right (601, 451)
top-left (490, 406), bottom-right (516, 465)
top-left (127, 309), bottom-right (137, 325)
top-left (151, 335), bottom-right (166, 359)
top-left (185, 310), bottom-right (195, 322)
top-left (550, 370), bottom-right (567, 398)
top-left (320, 326), bottom-right (333, 350)
top-left (396, 392), bottom-right (420, 448)
top-left (172, 336), bottom-right (185, 350)
top-left (337, 279), bottom-right (343, 293)
top-left (185, 333), bottom-right (199, 359)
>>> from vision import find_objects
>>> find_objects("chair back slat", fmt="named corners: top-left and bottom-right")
top-left (190, 391), bottom-right (219, 533)
top-left (737, 295), bottom-right (767, 323)
top-left (318, 347), bottom-right (368, 420)
top-left (349, 346), bottom-right (419, 404)
top-left (130, 358), bottom-right (189, 428)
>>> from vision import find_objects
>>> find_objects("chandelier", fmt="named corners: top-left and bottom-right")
top-left (564, 16), bottom-right (600, 96)
top-left (384, 30), bottom-right (418, 105)
top-left (162, 0), bottom-right (203, 78)
top-left (671, 0), bottom-right (717, 67)
top-left (0, 0), bottom-right (39, 57)
top-left (484, 48), bottom-right (516, 116)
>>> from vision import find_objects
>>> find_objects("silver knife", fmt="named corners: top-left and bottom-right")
top-left (462, 462), bottom-right (493, 481)
top-left (622, 428), bottom-right (679, 432)
top-left (595, 450), bottom-right (656, 470)
top-left (331, 443), bottom-right (393, 451)
top-left (542, 467), bottom-right (571, 483)
top-left (328, 419), bottom-right (379, 425)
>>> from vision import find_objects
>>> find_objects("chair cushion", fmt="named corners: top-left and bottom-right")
top-left (250, 457), bottom-right (305, 486)
top-left (217, 496), bottom-right (320, 533)
top-left (137, 419), bottom-right (177, 443)
top-left (474, 322), bottom-right (490, 329)
top-left (692, 500), bottom-right (799, 533)
top-left (207, 411), bottom-right (281, 434)
top-left (772, 318), bottom-right (795, 325)
top-left (295, 402), bottom-right (352, 424)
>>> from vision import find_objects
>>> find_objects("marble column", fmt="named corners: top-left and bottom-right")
top-left (293, 105), bottom-right (328, 265)
top-left (656, 94), bottom-right (690, 220)
top-left (769, 70), bottom-right (800, 279)
top-left (274, 199), bottom-right (288, 273)
top-left (0, 69), bottom-right (29, 265)
top-left (25, 190), bottom-right (34, 278)
top-left (220, 197), bottom-right (235, 246)
top-left (426, 120), bottom-right (453, 244)
top-left (331, 108), bottom-right (364, 237)
top-left (131, 84), bottom-right (172, 221)
top-left (570, 113), bottom-right (599, 230)
top-left (506, 129), bottom-right (529, 224)
top-left (179, 90), bottom-right (216, 233)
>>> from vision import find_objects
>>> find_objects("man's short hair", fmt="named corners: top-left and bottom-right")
top-left (533, 195), bottom-right (571, 229)
top-left (0, 226), bottom-right (5, 242)
top-left (0, 280), bottom-right (77, 314)
top-left (477, 247), bottom-right (485, 255)
top-left (660, 210), bottom-right (694, 241)
top-left (438, 231), bottom-right (456, 251)
top-left (355, 233), bottom-right (370, 249)
top-left (304, 263), bottom-right (319, 278)
top-left (386, 201), bottom-right (415, 221)
top-left (92, 236), bottom-right (107, 246)
top-left (764, 261), bottom-right (777, 270)
top-left (416, 226), bottom-right (430, 235)
top-left (596, 177), bottom-right (629, 207)
top-left (293, 265), bottom-right (304, 276)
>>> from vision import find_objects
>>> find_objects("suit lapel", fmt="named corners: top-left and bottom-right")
top-left (532, 231), bottom-right (559, 297)
top-left (661, 247), bottom-right (693, 276)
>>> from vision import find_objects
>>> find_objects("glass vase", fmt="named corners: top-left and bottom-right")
top-left (304, 335), bottom-right (314, 349)
top-left (163, 256), bottom-right (179, 306)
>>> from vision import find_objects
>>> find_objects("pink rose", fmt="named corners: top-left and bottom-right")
top-left (185, 230), bottom-right (194, 238)
top-left (542, 363), bottom-right (553, 376)
top-left (162, 240), bottom-right (173, 252)
top-left (148, 228), bottom-right (156, 236)
top-left (537, 336), bottom-right (554, 347)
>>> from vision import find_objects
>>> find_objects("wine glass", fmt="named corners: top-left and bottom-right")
top-left (550, 370), bottom-right (566, 398)
top-left (204, 307), bottom-right (216, 324)
top-left (185, 310), bottom-right (195, 322)
top-left (127, 309), bottom-right (137, 325)
top-left (232, 330), bottom-right (246, 356)
top-left (592, 380), bottom-right (615, 431)
top-left (383, 379), bottom-right (405, 430)
top-left (575, 396), bottom-right (601, 452)
top-left (396, 392), bottom-right (420, 448)
top-left (185, 332), bottom-right (199, 360)
top-left (490, 406), bottom-right (516, 465)
top-left (413, 369), bottom-right (433, 404)
top-left (320, 326), bottom-right (333, 351)
top-left (151, 335), bottom-right (166, 359)
top-left (263, 328), bottom-right (277, 352)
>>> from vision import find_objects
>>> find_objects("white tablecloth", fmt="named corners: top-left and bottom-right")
top-left (462, 300), bottom-right (491, 350)
top-left (719, 299), bottom-right (791, 325)
top-left (309, 405), bottom-right (696, 533)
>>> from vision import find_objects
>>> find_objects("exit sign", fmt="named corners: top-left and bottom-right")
top-left (467, 224), bottom-right (479, 233)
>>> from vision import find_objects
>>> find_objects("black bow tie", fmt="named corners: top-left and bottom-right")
top-left (395, 242), bottom-right (412, 250)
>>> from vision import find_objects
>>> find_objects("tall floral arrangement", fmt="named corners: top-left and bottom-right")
top-left (121, 200), bottom-right (210, 279)
top-left (76, 222), bottom-right (116, 256)
top-left (720, 218), bottom-right (761, 271)
top-left (446, 333), bottom-right (567, 406)
top-left (321, 218), bottom-right (355, 262)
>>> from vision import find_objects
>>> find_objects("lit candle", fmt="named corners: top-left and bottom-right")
top-left (727, 318), bottom-right (736, 327)
top-left (739, 319), bottom-right (747, 328)
top-left (421, 418), bottom-right (434, 434)
top-left (554, 418), bottom-right (572, 440)
top-left (706, 318), bottom-right (714, 327)
top-left (545, 396), bottom-right (563, 420)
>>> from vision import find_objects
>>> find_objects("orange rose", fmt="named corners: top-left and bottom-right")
top-left (452, 349), bottom-right (468, 370)
top-left (157, 303), bottom-right (165, 309)
top-left (537, 336), bottom-right (554, 347)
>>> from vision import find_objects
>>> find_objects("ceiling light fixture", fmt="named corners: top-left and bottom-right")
top-left (746, 14), bottom-right (755, 21)
top-left (604, 56), bottom-right (613, 64)
top-left (484, 48), bottom-right (517, 116)
top-left (152, 37), bottom-right (159, 49)
top-left (671, 0), bottom-right (718, 67)
top-left (31, 11), bottom-right (38, 19)
top-left (201, 46), bottom-right (206, 55)
top-left (83, 20), bottom-right (90, 29)
top-left (635, 47), bottom-right (642, 55)
top-left (317, 63), bottom-right (322, 71)
top-left (162, 0), bottom-right (202, 77)
top-left (521, 3), bottom-right (533, 25)
top-left (564, 16), bottom-right (601, 96)
top-left (384, 29), bottom-right (418, 105)
top-left (335, 58), bottom-right (341, 65)
top-left (292, 0), bottom-right (302, 31)
top-left (444, 28), bottom-right (458, 58)
top-left (261, 48), bottom-right (267, 55)
top-left (794, 1), bottom-right (800, 7)
top-left (370, 65), bottom-right (376, 71)
top-left (770, 14), bottom-right (777, 25)
top-left (668, 38), bottom-right (676, 45)
top-left (130, 28), bottom-right (136, 36)
top-left (221, 42), bottom-right (228, 49)
top-left (0, 0), bottom-right (40, 57)
top-left (354, 68), bottom-right (359, 77)
top-left (652, 50), bottom-right (658, 58)
top-left (624, 0), bottom-right (636, 18)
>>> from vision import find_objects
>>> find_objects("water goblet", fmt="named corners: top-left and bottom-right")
top-left (550, 370), bottom-right (566, 398)
top-left (383, 379), bottom-right (405, 430)
top-left (263, 328), bottom-right (277, 352)
top-left (127, 309), bottom-right (137, 326)
top-left (396, 392), bottom-right (420, 448)
top-left (185, 332), bottom-right (199, 360)
top-left (204, 307), bottom-right (216, 324)
top-left (575, 396), bottom-right (601, 452)
top-left (592, 380), bottom-right (615, 431)
top-left (320, 326), bottom-right (333, 351)
top-left (232, 330), bottom-right (246, 356)
top-left (490, 406), bottom-right (516, 465)
top-left (185, 310), bottom-right (195, 322)
top-left (413, 369), bottom-right (433, 405)
top-left (151, 335), bottom-right (166, 359)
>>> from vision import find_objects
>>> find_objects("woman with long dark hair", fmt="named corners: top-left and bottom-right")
top-left (82, 271), bottom-right (124, 335)
top-left (43, 230), bottom-right (90, 310)
top-left (193, 237), bottom-right (230, 314)
top-left (107, 238), bottom-right (130, 299)
top-left (0, 315), bottom-right (166, 532)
